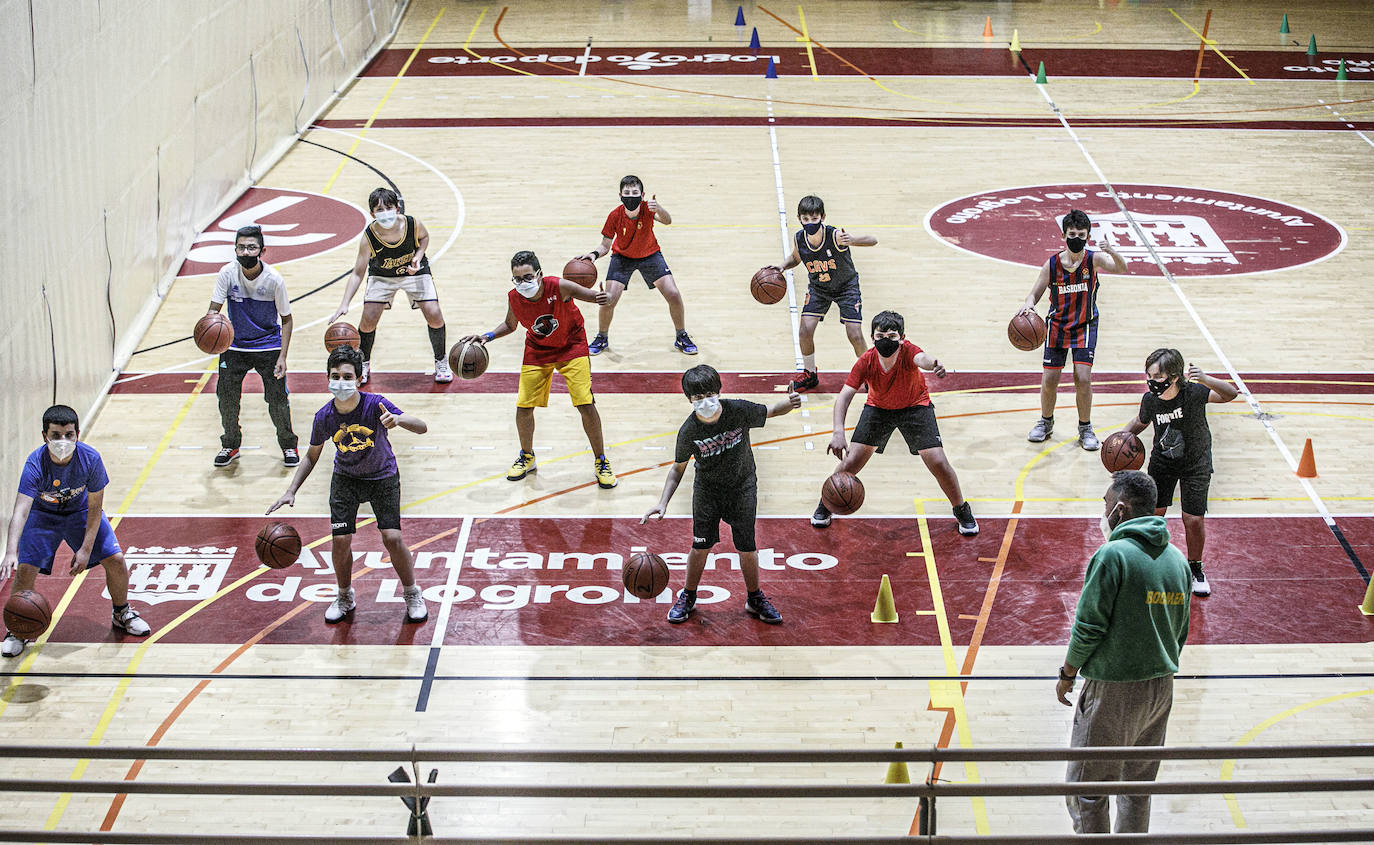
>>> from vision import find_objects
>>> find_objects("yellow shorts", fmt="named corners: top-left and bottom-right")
top-left (516, 356), bottom-right (595, 408)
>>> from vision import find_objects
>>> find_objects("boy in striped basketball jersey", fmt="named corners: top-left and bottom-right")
top-left (1018, 210), bottom-right (1126, 451)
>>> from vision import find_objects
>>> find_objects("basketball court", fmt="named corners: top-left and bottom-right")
top-left (3, 1), bottom-right (1372, 839)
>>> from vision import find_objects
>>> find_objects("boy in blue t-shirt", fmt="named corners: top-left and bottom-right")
top-left (2, 405), bottom-right (151, 658)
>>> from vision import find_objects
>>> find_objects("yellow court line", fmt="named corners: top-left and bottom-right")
top-left (320, 6), bottom-right (448, 194)
top-left (891, 20), bottom-right (931, 37)
top-left (1167, 8), bottom-right (1254, 84)
top-left (1064, 21), bottom-right (1104, 39)
top-left (796, 5), bottom-right (819, 79)
top-left (1143, 79), bottom-right (1201, 109)
top-left (1220, 689), bottom-right (1374, 828)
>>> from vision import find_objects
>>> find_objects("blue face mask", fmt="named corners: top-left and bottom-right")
top-left (802, 221), bottom-right (822, 236)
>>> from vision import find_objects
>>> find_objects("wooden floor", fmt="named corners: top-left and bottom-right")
top-left (4, 1), bottom-right (1374, 839)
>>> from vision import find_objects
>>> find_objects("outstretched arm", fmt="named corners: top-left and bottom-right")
top-left (642, 460), bottom-right (689, 523)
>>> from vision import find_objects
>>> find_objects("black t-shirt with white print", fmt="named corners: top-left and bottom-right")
top-left (1137, 381), bottom-right (1213, 475)
top-left (675, 399), bottom-right (769, 492)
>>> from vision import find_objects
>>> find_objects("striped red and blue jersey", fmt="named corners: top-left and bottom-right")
top-left (1046, 250), bottom-right (1099, 348)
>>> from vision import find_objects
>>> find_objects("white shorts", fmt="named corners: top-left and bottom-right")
top-left (364, 273), bottom-right (438, 310)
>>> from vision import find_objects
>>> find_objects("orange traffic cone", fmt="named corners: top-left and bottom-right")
top-left (983, 16), bottom-right (994, 37)
top-left (1296, 438), bottom-right (1317, 478)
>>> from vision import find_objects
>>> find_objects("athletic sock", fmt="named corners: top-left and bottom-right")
top-left (427, 325), bottom-right (447, 361)
top-left (113, 603), bottom-right (129, 614)
top-left (803, 353), bottom-right (816, 372)
top-left (1079, 420), bottom-right (1091, 427)
top-left (747, 589), bottom-right (764, 599)
top-left (1042, 415), bottom-right (1054, 423)
top-left (359, 330), bottom-right (377, 361)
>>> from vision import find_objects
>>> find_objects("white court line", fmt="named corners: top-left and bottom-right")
top-left (115, 126), bottom-right (467, 385)
top-left (579, 38), bottom-right (591, 77)
top-left (1317, 98), bottom-right (1374, 150)
top-left (117, 512), bottom-right (1374, 521)
top-left (429, 516), bottom-right (472, 648)
top-left (1027, 77), bottom-right (1345, 533)
top-left (765, 92), bottom-right (805, 372)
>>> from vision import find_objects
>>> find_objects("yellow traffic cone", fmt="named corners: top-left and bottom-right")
top-left (871, 574), bottom-right (899, 623)
top-left (1010, 29), bottom-right (1021, 53)
top-left (1360, 578), bottom-right (1374, 616)
top-left (885, 741), bottom-right (911, 784)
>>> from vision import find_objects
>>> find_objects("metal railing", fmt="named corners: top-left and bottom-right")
top-left (1, 743), bottom-right (1371, 843)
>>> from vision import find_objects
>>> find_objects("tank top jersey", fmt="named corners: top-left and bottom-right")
top-left (794, 225), bottom-right (858, 290)
top-left (1046, 249), bottom-right (1099, 348)
top-left (508, 276), bottom-right (590, 365)
top-left (365, 216), bottom-right (431, 278)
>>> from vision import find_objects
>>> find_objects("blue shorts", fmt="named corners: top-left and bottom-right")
top-left (606, 251), bottom-right (671, 288)
top-left (18, 508), bottom-right (121, 575)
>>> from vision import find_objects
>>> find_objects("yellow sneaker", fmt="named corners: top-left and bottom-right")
top-left (594, 455), bottom-right (618, 489)
top-left (507, 450), bottom-right (536, 481)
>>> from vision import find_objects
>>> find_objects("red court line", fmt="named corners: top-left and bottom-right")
top-left (1193, 10), bottom-right (1214, 83)
top-left (314, 115), bottom-right (1374, 131)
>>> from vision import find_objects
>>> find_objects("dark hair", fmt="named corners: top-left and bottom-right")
top-left (1062, 209), bottom-right (1091, 233)
top-left (42, 404), bottom-right (80, 434)
top-left (1110, 470), bottom-right (1158, 519)
top-left (368, 187), bottom-right (402, 213)
top-left (619, 175), bottom-right (644, 194)
top-left (797, 195), bottom-right (825, 218)
top-left (1145, 348), bottom-right (1185, 381)
top-left (235, 225), bottom-right (264, 249)
top-left (511, 250), bottom-right (542, 274)
top-left (327, 345), bottom-right (365, 377)
top-left (681, 364), bottom-right (722, 398)
top-left (871, 310), bottom-right (904, 336)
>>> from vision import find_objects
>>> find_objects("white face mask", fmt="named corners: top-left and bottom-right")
top-left (692, 396), bottom-right (721, 420)
top-left (329, 378), bottom-right (357, 401)
top-left (1099, 503), bottom-right (1122, 542)
top-left (515, 278), bottom-right (542, 298)
top-left (374, 210), bottom-right (399, 227)
top-left (47, 439), bottom-right (76, 461)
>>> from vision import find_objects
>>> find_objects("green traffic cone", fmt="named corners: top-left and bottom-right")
top-left (1280, 13), bottom-right (1290, 34)
top-left (1337, 59), bottom-right (1347, 80)
top-left (1035, 61), bottom-right (1047, 84)
top-left (1307, 35), bottom-right (1318, 56)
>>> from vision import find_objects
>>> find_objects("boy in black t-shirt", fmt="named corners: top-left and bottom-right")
top-left (1117, 348), bottom-right (1238, 597)
top-left (642, 365), bottom-right (800, 624)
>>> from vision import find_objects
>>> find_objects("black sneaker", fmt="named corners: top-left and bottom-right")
top-left (213, 448), bottom-right (240, 468)
top-left (953, 502), bottom-right (979, 536)
top-left (746, 591), bottom-right (782, 624)
top-left (811, 502), bottom-right (832, 528)
top-left (789, 369), bottom-right (820, 393)
top-left (667, 590), bottom-right (696, 623)
top-left (282, 447), bottom-right (300, 468)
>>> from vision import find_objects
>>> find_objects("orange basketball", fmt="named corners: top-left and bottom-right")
top-left (1100, 431), bottom-right (1147, 473)
top-left (324, 321), bottom-right (362, 352)
top-left (255, 522), bottom-right (301, 570)
top-left (3, 590), bottom-right (52, 639)
top-left (821, 471), bottom-right (865, 515)
top-left (562, 258), bottom-right (598, 288)
top-left (447, 340), bottom-right (490, 380)
top-left (1008, 311), bottom-right (1047, 352)
top-left (622, 552), bottom-right (670, 599)
top-left (750, 267), bottom-right (787, 305)
top-left (194, 313), bottom-right (234, 355)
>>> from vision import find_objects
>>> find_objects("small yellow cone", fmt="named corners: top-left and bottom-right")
top-left (1360, 578), bottom-right (1374, 616)
top-left (885, 741), bottom-right (911, 784)
top-left (871, 574), bottom-right (899, 623)
top-left (1297, 438), bottom-right (1318, 478)
top-left (1010, 29), bottom-right (1021, 53)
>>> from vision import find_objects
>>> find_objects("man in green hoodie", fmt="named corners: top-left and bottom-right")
top-left (1057, 470), bottom-right (1192, 834)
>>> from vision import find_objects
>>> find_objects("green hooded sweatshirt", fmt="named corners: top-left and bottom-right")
top-left (1066, 515), bottom-right (1192, 682)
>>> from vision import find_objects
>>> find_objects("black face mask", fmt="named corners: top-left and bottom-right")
top-left (236, 254), bottom-right (259, 269)
top-left (874, 337), bottom-right (901, 357)
top-left (1146, 378), bottom-right (1172, 396)
top-left (802, 221), bottom-right (822, 236)
top-left (1066, 236), bottom-right (1087, 253)
top-left (621, 195), bottom-right (642, 211)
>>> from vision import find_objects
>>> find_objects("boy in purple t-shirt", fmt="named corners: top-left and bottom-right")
top-left (267, 346), bottom-right (429, 624)
top-left (2, 405), bottom-right (151, 658)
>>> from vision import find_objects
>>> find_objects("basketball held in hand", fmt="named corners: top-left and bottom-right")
top-left (194, 313), bottom-right (234, 355)
top-left (1008, 311), bottom-right (1047, 352)
top-left (562, 258), bottom-right (597, 288)
top-left (750, 267), bottom-right (787, 305)
top-left (448, 340), bottom-right (490, 380)
top-left (1100, 431), bottom-right (1146, 472)
top-left (324, 322), bottom-right (362, 352)
top-left (821, 471), bottom-right (865, 515)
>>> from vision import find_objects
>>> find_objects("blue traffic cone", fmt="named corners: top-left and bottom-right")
top-left (765, 56), bottom-right (777, 78)
top-left (749, 27), bottom-right (760, 51)
top-left (735, 5), bottom-right (746, 26)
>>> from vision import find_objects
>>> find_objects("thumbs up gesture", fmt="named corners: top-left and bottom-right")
top-left (836, 228), bottom-right (852, 247)
top-left (646, 194), bottom-right (660, 214)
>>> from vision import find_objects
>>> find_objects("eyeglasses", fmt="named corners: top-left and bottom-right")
top-left (512, 273), bottom-right (539, 283)
top-left (234, 244), bottom-right (262, 254)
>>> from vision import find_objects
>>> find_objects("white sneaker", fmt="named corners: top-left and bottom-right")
top-left (434, 358), bottom-right (454, 384)
top-left (359, 362), bottom-right (371, 385)
top-left (1190, 561), bottom-right (1211, 597)
top-left (403, 585), bottom-right (428, 623)
top-left (2, 632), bottom-right (25, 658)
top-left (112, 606), bottom-right (151, 636)
top-left (325, 587), bottom-right (356, 623)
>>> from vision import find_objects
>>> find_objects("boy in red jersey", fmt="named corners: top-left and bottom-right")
top-left (1018, 209), bottom-right (1126, 451)
top-left (460, 251), bottom-right (617, 488)
top-left (811, 310), bottom-right (977, 535)
top-left (576, 175), bottom-right (697, 356)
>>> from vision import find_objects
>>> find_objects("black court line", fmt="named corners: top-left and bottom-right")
top-left (1331, 521), bottom-right (1371, 584)
top-left (6, 671), bottom-right (1373, 683)
top-left (414, 646), bottom-right (441, 712)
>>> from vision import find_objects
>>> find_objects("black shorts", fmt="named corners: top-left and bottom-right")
top-left (852, 403), bottom-right (943, 454)
top-left (329, 472), bottom-right (402, 535)
top-left (1149, 464), bottom-right (1210, 515)
top-left (691, 483), bottom-right (758, 552)
top-left (606, 251), bottom-right (671, 288)
top-left (801, 280), bottom-right (862, 323)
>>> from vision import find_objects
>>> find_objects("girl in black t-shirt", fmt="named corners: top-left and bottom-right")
top-left (1117, 348), bottom-right (1238, 598)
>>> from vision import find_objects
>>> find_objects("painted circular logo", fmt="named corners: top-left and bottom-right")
top-left (178, 188), bottom-right (368, 276)
top-left (924, 184), bottom-right (1345, 277)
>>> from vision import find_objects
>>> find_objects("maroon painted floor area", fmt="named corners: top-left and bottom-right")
top-left (109, 371), bottom-right (1374, 396)
top-left (359, 46), bottom-right (1374, 81)
top-left (43, 516), bottom-right (1373, 648)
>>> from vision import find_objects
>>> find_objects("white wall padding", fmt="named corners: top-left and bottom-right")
top-left (0, 0), bottom-right (405, 514)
